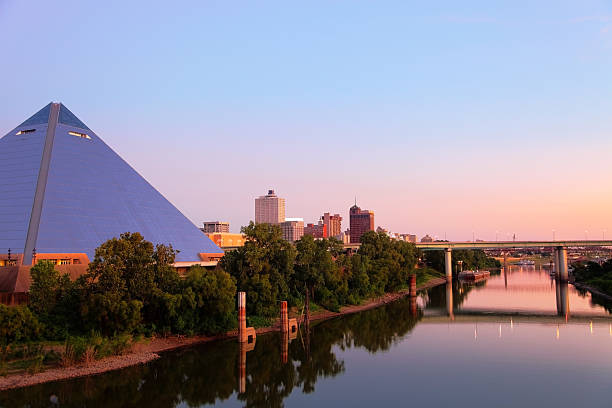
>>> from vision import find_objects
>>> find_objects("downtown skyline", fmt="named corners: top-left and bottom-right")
top-left (1, 1), bottom-right (611, 241)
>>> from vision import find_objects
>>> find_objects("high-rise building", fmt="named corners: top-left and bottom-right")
top-left (201, 221), bottom-right (230, 233)
top-left (304, 220), bottom-right (327, 239)
top-left (255, 189), bottom-right (285, 224)
top-left (280, 218), bottom-right (304, 242)
top-left (349, 203), bottom-right (375, 243)
top-left (322, 213), bottom-right (342, 238)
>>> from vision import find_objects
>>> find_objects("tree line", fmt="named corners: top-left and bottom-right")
top-left (0, 225), bottom-right (498, 354)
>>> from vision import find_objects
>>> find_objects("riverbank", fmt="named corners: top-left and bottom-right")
top-left (572, 280), bottom-right (612, 302)
top-left (0, 276), bottom-right (447, 391)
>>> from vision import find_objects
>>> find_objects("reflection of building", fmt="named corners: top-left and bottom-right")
top-left (322, 213), bottom-right (342, 238)
top-left (349, 203), bottom-right (374, 243)
top-left (255, 190), bottom-right (285, 224)
top-left (281, 218), bottom-right (304, 242)
top-left (201, 221), bottom-right (230, 233)
top-left (304, 220), bottom-right (327, 238)
top-left (0, 103), bottom-right (223, 299)
top-left (421, 234), bottom-right (434, 242)
top-left (206, 233), bottom-right (246, 248)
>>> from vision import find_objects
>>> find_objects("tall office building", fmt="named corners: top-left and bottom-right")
top-left (280, 218), bottom-right (304, 242)
top-left (201, 221), bottom-right (230, 233)
top-left (349, 203), bottom-right (375, 243)
top-left (255, 189), bottom-right (285, 224)
top-left (322, 213), bottom-right (342, 238)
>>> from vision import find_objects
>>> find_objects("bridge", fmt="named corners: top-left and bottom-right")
top-left (343, 240), bottom-right (612, 281)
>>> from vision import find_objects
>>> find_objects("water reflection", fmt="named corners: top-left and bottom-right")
top-left (0, 297), bottom-right (422, 408)
top-left (446, 266), bottom-right (611, 317)
top-left (556, 280), bottom-right (569, 320)
top-left (446, 281), bottom-right (454, 320)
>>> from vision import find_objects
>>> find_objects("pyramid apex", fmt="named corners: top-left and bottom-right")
top-left (17, 102), bottom-right (90, 131)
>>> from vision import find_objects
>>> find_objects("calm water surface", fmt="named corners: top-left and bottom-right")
top-left (3, 266), bottom-right (612, 407)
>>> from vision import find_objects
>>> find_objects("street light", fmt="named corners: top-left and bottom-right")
top-left (552, 229), bottom-right (556, 241)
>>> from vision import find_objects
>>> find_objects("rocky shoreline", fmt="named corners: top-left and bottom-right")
top-left (0, 276), bottom-right (447, 391)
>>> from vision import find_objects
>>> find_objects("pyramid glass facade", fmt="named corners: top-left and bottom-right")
top-left (0, 102), bottom-right (222, 263)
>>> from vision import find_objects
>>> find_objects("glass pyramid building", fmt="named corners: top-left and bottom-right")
top-left (0, 102), bottom-right (223, 266)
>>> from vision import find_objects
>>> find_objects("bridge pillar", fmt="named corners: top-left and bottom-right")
top-left (557, 247), bottom-right (568, 281)
top-left (444, 248), bottom-right (452, 280)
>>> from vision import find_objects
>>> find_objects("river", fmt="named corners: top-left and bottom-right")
top-left (3, 266), bottom-right (612, 407)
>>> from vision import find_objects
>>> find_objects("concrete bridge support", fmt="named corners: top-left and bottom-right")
top-left (556, 247), bottom-right (568, 281)
top-left (444, 248), bottom-right (452, 280)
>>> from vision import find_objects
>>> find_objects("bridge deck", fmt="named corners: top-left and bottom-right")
top-left (344, 240), bottom-right (612, 251)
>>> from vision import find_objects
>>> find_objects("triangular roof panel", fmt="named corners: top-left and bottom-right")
top-left (18, 102), bottom-right (52, 127)
top-left (58, 103), bottom-right (90, 130)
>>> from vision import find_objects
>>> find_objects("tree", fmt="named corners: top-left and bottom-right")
top-left (0, 305), bottom-right (42, 353)
top-left (83, 232), bottom-right (179, 335)
top-left (358, 231), bottom-right (419, 292)
top-left (181, 266), bottom-right (236, 334)
top-left (220, 222), bottom-right (295, 316)
top-left (294, 235), bottom-right (342, 320)
top-left (29, 260), bottom-right (85, 338)
top-left (29, 260), bottom-right (64, 316)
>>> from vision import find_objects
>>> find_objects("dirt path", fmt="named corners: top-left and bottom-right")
top-left (0, 277), bottom-right (447, 391)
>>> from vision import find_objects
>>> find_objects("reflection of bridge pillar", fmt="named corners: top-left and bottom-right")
top-left (446, 281), bottom-right (454, 320)
top-left (281, 332), bottom-right (289, 364)
top-left (239, 342), bottom-right (247, 393)
top-left (556, 280), bottom-right (570, 320)
top-left (409, 295), bottom-right (417, 316)
top-left (557, 247), bottom-right (568, 281)
top-left (444, 248), bottom-right (452, 280)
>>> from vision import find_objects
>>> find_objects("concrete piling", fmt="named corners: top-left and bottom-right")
top-left (408, 274), bottom-right (417, 297)
top-left (238, 292), bottom-right (256, 343)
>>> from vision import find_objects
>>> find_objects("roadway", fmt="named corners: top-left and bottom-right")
top-left (344, 240), bottom-right (612, 251)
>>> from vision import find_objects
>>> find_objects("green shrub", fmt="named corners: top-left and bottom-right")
top-left (247, 315), bottom-right (272, 328)
top-left (0, 305), bottom-right (42, 353)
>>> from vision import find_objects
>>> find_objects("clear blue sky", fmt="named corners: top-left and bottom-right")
top-left (1, 1), bottom-right (611, 240)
